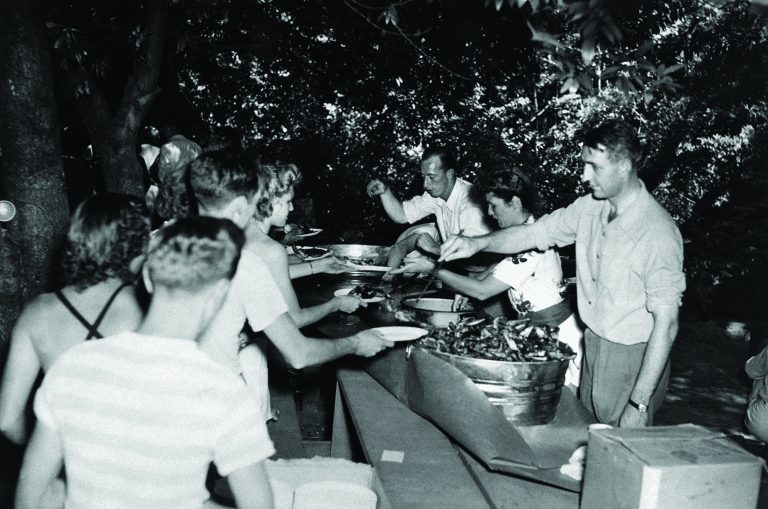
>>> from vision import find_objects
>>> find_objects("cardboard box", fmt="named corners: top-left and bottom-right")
top-left (581, 424), bottom-right (763, 509)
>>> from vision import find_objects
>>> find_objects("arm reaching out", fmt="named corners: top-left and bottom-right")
top-left (367, 179), bottom-right (407, 224)
top-left (263, 314), bottom-right (393, 369)
top-left (439, 224), bottom-right (538, 262)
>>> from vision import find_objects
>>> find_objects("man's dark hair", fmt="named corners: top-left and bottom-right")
top-left (188, 148), bottom-right (259, 209)
top-left (421, 146), bottom-right (457, 172)
top-left (583, 119), bottom-right (642, 169)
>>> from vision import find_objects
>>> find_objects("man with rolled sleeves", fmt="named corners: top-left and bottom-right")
top-left (439, 120), bottom-right (685, 427)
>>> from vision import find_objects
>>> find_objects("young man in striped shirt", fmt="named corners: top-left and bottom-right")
top-left (16, 217), bottom-right (275, 509)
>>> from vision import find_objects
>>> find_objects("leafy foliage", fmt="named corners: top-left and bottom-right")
top-left (175, 0), bottom-right (768, 320)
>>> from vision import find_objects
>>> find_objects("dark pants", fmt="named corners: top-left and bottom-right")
top-left (580, 328), bottom-right (670, 426)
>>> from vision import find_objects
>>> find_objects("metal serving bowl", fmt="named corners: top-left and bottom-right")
top-left (402, 298), bottom-right (476, 328)
top-left (293, 244), bottom-right (390, 308)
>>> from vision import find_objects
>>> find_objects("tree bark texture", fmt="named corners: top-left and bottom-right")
top-left (61, 0), bottom-right (170, 197)
top-left (0, 0), bottom-right (70, 349)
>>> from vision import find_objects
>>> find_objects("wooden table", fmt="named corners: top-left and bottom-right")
top-left (331, 367), bottom-right (580, 509)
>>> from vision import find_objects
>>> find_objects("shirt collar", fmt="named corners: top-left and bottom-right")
top-left (600, 180), bottom-right (654, 243)
top-left (444, 178), bottom-right (467, 212)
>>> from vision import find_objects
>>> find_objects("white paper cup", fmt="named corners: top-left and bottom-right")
top-left (270, 479), bottom-right (294, 509)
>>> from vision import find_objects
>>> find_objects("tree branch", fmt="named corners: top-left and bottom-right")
top-left (115, 0), bottom-right (170, 135)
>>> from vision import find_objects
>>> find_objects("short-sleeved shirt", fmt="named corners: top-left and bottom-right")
top-left (491, 216), bottom-right (565, 315)
top-left (491, 216), bottom-right (582, 386)
top-left (531, 182), bottom-right (685, 345)
top-left (199, 248), bottom-right (289, 420)
top-left (34, 332), bottom-right (275, 509)
top-left (402, 178), bottom-right (490, 241)
top-left (746, 347), bottom-right (768, 404)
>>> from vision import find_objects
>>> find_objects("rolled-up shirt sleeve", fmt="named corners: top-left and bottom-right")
top-left (747, 347), bottom-right (768, 380)
top-left (213, 386), bottom-right (275, 476)
top-left (402, 193), bottom-right (435, 224)
top-left (32, 376), bottom-right (58, 432)
top-left (643, 221), bottom-right (686, 312)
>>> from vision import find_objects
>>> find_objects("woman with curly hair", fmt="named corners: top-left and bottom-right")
top-left (394, 166), bottom-right (583, 391)
top-left (246, 161), bottom-right (365, 327)
top-left (0, 193), bottom-right (150, 444)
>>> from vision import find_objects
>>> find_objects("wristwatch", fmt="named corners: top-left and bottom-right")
top-left (628, 399), bottom-right (648, 413)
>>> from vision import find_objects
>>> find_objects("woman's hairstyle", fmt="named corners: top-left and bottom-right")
top-left (146, 216), bottom-right (244, 291)
top-left (477, 166), bottom-right (536, 212)
top-left (254, 161), bottom-right (302, 220)
top-left (60, 194), bottom-right (151, 290)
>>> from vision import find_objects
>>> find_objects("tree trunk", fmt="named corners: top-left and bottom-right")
top-left (61, 0), bottom-right (170, 198)
top-left (0, 0), bottom-right (70, 349)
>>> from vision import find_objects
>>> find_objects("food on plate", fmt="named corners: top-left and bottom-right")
top-left (337, 256), bottom-right (377, 266)
top-left (349, 285), bottom-right (388, 300)
top-left (284, 222), bottom-right (311, 235)
top-left (295, 246), bottom-right (330, 259)
top-left (420, 316), bottom-right (574, 362)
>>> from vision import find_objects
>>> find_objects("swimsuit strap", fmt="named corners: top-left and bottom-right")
top-left (54, 282), bottom-right (130, 340)
top-left (88, 282), bottom-right (131, 340)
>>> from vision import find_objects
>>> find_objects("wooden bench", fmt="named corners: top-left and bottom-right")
top-left (332, 368), bottom-right (580, 509)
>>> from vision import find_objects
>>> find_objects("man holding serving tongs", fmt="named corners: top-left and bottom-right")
top-left (439, 120), bottom-right (685, 428)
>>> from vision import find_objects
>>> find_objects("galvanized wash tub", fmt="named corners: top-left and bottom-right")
top-left (427, 349), bottom-right (571, 426)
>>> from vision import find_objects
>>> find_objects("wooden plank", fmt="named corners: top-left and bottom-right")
top-left (268, 383), bottom-right (306, 459)
top-left (458, 448), bottom-right (579, 509)
top-left (331, 383), bottom-right (354, 460)
top-left (337, 368), bottom-right (491, 509)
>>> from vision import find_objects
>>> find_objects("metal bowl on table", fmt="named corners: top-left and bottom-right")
top-left (293, 244), bottom-right (390, 308)
top-left (402, 297), bottom-right (476, 328)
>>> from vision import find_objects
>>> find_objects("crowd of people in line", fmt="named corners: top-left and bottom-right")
top-left (2, 117), bottom-right (767, 508)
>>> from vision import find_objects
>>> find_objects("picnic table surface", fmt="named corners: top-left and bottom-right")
top-left (332, 367), bottom-right (580, 509)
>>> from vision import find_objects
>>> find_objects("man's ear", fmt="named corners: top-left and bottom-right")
top-left (509, 195), bottom-right (523, 211)
top-left (446, 168), bottom-right (456, 181)
top-left (142, 264), bottom-right (153, 294)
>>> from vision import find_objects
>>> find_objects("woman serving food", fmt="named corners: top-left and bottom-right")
top-left (393, 166), bottom-right (583, 390)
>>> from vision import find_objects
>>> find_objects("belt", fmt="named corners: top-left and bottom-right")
top-left (523, 299), bottom-right (573, 328)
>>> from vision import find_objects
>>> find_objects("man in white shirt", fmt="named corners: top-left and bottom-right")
top-left (190, 148), bottom-right (392, 422)
top-left (367, 146), bottom-right (491, 264)
top-left (16, 217), bottom-right (275, 509)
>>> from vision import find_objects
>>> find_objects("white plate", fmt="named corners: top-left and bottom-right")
top-left (293, 246), bottom-right (332, 261)
top-left (295, 228), bottom-right (323, 238)
top-left (369, 326), bottom-right (428, 342)
top-left (334, 287), bottom-right (386, 303)
top-left (344, 261), bottom-right (391, 272)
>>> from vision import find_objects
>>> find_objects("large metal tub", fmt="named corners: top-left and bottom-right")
top-left (428, 349), bottom-right (571, 426)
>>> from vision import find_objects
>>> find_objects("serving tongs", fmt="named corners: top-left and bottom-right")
top-left (413, 228), bottom-right (463, 301)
